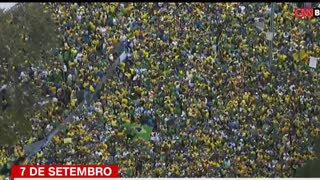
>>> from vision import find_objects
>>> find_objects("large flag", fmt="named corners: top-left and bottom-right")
top-left (123, 123), bottom-right (153, 140)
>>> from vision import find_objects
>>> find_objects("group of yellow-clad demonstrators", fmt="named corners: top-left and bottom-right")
top-left (1, 2), bottom-right (320, 178)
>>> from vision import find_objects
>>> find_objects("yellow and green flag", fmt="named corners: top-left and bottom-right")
top-left (122, 123), bottom-right (153, 141)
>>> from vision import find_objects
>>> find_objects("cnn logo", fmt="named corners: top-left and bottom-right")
top-left (294, 8), bottom-right (320, 18)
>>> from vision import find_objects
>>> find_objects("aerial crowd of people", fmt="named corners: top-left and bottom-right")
top-left (1, 2), bottom-right (320, 178)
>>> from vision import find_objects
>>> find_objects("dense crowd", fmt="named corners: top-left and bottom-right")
top-left (1, 2), bottom-right (320, 178)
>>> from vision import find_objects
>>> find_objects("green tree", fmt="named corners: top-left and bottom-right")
top-left (0, 3), bottom-right (61, 145)
top-left (295, 137), bottom-right (320, 177)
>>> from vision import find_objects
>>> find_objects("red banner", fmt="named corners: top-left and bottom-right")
top-left (11, 165), bottom-right (119, 178)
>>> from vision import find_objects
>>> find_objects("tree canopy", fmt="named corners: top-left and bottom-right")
top-left (0, 3), bottom-right (61, 145)
top-left (295, 137), bottom-right (320, 177)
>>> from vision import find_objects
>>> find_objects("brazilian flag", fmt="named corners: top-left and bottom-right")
top-left (122, 123), bottom-right (153, 141)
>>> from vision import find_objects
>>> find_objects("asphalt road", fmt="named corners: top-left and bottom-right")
top-left (24, 49), bottom-right (127, 162)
